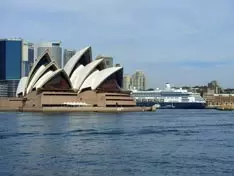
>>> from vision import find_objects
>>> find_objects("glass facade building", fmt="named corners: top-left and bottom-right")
top-left (0, 80), bottom-right (20, 97)
top-left (0, 81), bottom-right (8, 97)
top-left (0, 39), bottom-right (33, 97)
top-left (0, 39), bottom-right (22, 80)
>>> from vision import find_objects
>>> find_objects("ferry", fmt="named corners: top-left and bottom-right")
top-left (131, 83), bottom-right (206, 109)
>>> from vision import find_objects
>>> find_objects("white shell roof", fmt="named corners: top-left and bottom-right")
top-left (26, 65), bottom-right (46, 94)
top-left (34, 69), bottom-right (72, 90)
top-left (73, 59), bottom-right (103, 91)
top-left (92, 67), bottom-right (122, 90)
top-left (33, 70), bottom-right (54, 90)
top-left (79, 67), bottom-right (122, 92)
top-left (63, 46), bottom-right (91, 77)
top-left (26, 62), bottom-right (58, 94)
top-left (16, 77), bottom-right (28, 97)
top-left (79, 70), bottom-right (99, 91)
top-left (70, 65), bottom-right (84, 87)
top-left (18, 46), bottom-right (123, 96)
top-left (25, 52), bottom-right (52, 90)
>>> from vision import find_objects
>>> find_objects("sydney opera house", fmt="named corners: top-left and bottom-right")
top-left (0, 47), bottom-right (152, 112)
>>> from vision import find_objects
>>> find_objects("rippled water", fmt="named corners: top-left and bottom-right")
top-left (0, 110), bottom-right (234, 176)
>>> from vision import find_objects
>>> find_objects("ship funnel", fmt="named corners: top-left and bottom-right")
top-left (166, 83), bottom-right (171, 89)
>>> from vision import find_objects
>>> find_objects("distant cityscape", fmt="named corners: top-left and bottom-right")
top-left (1, 37), bottom-right (234, 107)
top-left (123, 72), bottom-right (232, 95)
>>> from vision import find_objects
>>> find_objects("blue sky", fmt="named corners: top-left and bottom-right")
top-left (1, 0), bottom-right (234, 88)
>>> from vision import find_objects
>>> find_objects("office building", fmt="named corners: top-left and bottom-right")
top-left (0, 39), bottom-right (22, 80)
top-left (22, 41), bottom-right (34, 77)
top-left (131, 71), bottom-right (146, 90)
top-left (123, 75), bottom-right (131, 90)
top-left (0, 38), bottom-right (22, 97)
top-left (0, 80), bottom-right (19, 97)
top-left (0, 81), bottom-right (8, 97)
top-left (96, 55), bottom-right (113, 68)
top-left (37, 41), bottom-right (62, 67)
top-left (63, 49), bottom-right (76, 67)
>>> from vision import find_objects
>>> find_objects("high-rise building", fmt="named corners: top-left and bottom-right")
top-left (63, 49), bottom-right (76, 67)
top-left (96, 55), bottom-right (113, 68)
top-left (131, 71), bottom-right (146, 90)
top-left (123, 75), bottom-right (131, 90)
top-left (22, 41), bottom-right (34, 77)
top-left (0, 38), bottom-right (22, 97)
top-left (37, 41), bottom-right (62, 67)
top-left (0, 39), bottom-right (22, 80)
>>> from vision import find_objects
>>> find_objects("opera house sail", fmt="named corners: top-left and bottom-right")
top-left (0, 46), bottom-right (153, 112)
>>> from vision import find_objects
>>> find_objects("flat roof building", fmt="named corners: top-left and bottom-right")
top-left (131, 71), bottom-right (146, 91)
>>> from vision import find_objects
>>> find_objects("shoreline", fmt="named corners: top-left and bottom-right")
top-left (0, 106), bottom-right (156, 113)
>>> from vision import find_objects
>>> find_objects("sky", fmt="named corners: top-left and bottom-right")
top-left (1, 0), bottom-right (234, 88)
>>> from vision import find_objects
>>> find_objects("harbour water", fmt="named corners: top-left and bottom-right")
top-left (0, 110), bottom-right (234, 176)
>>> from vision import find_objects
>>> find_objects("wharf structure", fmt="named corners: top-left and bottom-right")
top-left (0, 46), bottom-right (152, 112)
top-left (204, 93), bottom-right (234, 109)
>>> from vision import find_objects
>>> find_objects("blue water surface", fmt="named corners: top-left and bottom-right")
top-left (0, 109), bottom-right (234, 176)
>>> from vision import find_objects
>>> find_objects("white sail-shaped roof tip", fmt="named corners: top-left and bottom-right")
top-left (63, 46), bottom-right (91, 77)
top-left (92, 67), bottom-right (123, 90)
top-left (79, 70), bottom-right (99, 92)
top-left (26, 62), bottom-right (59, 94)
top-left (70, 65), bottom-right (84, 87)
top-left (16, 77), bottom-right (28, 97)
top-left (33, 70), bottom-right (54, 90)
top-left (25, 52), bottom-right (52, 89)
top-left (26, 65), bottom-right (46, 94)
top-left (73, 59), bottom-right (104, 90)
